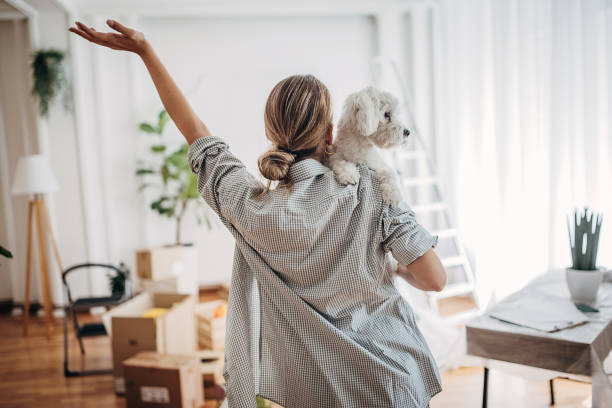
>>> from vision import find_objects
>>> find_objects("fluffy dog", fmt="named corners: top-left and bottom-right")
top-left (328, 86), bottom-right (410, 206)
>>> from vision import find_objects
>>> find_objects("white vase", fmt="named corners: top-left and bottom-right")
top-left (565, 267), bottom-right (604, 303)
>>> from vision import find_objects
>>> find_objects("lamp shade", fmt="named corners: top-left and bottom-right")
top-left (11, 155), bottom-right (59, 195)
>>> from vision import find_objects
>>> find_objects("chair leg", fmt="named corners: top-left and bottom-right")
top-left (549, 378), bottom-right (555, 406)
top-left (482, 367), bottom-right (489, 408)
top-left (71, 309), bottom-right (85, 355)
top-left (63, 305), bottom-right (69, 376)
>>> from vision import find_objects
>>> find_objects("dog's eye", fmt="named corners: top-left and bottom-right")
top-left (384, 111), bottom-right (391, 120)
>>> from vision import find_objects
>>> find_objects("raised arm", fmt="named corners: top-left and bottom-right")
top-left (69, 20), bottom-right (210, 144)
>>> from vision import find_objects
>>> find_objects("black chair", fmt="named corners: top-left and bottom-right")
top-left (62, 263), bottom-right (130, 377)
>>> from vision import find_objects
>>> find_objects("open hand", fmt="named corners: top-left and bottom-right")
top-left (69, 19), bottom-right (149, 55)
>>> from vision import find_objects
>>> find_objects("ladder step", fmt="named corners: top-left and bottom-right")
top-left (396, 150), bottom-right (427, 160)
top-left (432, 228), bottom-right (457, 238)
top-left (441, 256), bottom-right (468, 268)
top-left (411, 202), bottom-right (447, 213)
top-left (402, 176), bottom-right (438, 187)
top-left (431, 282), bottom-right (474, 299)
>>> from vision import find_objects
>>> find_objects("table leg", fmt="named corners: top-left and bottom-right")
top-left (482, 367), bottom-right (489, 408)
top-left (549, 378), bottom-right (555, 406)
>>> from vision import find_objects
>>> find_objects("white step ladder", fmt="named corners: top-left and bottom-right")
top-left (372, 58), bottom-right (481, 324)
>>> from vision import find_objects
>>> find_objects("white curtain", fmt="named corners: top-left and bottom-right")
top-left (434, 0), bottom-right (612, 301)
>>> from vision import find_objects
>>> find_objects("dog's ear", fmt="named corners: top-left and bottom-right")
top-left (346, 89), bottom-right (379, 136)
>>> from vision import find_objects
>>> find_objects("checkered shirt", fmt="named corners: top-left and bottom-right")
top-left (188, 136), bottom-right (442, 408)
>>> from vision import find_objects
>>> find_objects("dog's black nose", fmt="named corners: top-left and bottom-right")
top-left (403, 128), bottom-right (410, 137)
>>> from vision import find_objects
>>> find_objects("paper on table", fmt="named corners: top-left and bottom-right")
top-left (488, 295), bottom-right (589, 332)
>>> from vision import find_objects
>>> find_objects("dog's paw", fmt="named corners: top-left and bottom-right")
top-left (380, 182), bottom-right (403, 206)
top-left (333, 161), bottom-right (360, 185)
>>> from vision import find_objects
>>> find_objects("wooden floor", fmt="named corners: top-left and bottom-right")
top-left (0, 313), bottom-right (591, 408)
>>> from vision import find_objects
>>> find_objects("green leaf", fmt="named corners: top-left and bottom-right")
top-left (187, 174), bottom-right (199, 198)
top-left (136, 168), bottom-right (155, 176)
top-left (151, 145), bottom-right (166, 153)
top-left (161, 164), bottom-right (170, 184)
top-left (139, 123), bottom-right (156, 133)
top-left (166, 151), bottom-right (185, 168)
top-left (150, 196), bottom-right (176, 218)
top-left (0, 245), bottom-right (13, 259)
top-left (138, 183), bottom-right (152, 192)
top-left (157, 110), bottom-right (169, 133)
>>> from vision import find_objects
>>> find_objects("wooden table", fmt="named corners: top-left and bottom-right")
top-left (466, 269), bottom-right (612, 408)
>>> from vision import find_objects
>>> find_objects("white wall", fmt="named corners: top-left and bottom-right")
top-left (0, 19), bottom-right (37, 302)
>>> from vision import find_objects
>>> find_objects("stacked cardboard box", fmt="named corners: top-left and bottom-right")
top-left (196, 300), bottom-right (227, 351)
top-left (102, 292), bottom-right (197, 394)
top-left (123, 351), bottom-right (203, 408)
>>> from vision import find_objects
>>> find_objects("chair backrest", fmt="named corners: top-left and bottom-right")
top-left (62, 263), bottom-right (127, 304)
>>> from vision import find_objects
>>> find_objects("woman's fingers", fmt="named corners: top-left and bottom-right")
top-left (69, 27), bottom-right (96, 43)
top-left (76, 22), bottom-right (109, 42)
top-left (107, 19), bottom-right (134, 36)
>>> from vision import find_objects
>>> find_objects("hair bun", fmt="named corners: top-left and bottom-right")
top-left (258, 149), bottom-right (295, 181)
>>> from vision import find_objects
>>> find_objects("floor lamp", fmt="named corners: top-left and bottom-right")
top-left (12, 155), bottom-right (63, 338)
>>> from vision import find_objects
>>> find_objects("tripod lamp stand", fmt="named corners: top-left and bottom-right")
top-left (12, 155), bottom-right (63, 338)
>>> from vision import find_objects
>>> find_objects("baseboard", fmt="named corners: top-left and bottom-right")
top-left (10, 301), bottom-right (56, 315)
top-left (0, 299), bottom-right (14, 314)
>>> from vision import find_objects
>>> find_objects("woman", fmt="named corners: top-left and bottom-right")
top-left (70, 20), bottom-right (446, 408)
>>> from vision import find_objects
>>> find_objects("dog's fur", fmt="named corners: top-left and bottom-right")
top-left (328, 86), bottom-right (410, 206)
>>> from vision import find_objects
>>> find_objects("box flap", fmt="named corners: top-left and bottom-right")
top-left (124, 351), bottom-right (199, 369)
top-left (102, 292), bottom-right (153, 337)
top-left (159, 295), bottom-right (196, 353)
top-left (153, 292), bottom-right (192, 308)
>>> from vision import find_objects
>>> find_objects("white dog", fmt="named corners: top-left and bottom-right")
top-left (328, 86), bottom-right (410, 206)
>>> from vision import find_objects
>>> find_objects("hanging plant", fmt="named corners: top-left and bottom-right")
top-left (0, 245), bottom-right (12, 259)
top-left (31, 49), bottom-right (70, 117)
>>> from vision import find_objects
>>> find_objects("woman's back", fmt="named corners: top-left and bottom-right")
top-left (188, 136), bottom-right (441, 408)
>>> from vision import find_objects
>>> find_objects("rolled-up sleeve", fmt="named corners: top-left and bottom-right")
top-left (380, 202), bottom-right (438, 266)
top-left (187, 136), bottom-right (261, 223)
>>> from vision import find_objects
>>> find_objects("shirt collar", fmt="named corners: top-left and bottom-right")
top-left (288, 158), bottom-right (330, 182)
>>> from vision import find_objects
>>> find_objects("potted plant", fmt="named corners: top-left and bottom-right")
top-left (107, 262), bottom-right (131, 299)
top-left (566, 207), bottom-right (604, 303)
top-left (136, 109), bottom-right (212, 245)
top-left (135, 110), bottom-right (213, 293)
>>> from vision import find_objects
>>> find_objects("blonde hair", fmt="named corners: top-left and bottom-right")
top-left (258, 75), bottom-right (333, 189)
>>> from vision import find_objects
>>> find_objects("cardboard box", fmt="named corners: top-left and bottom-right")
top-left (217, 283), bottom-right (230, 300)
top-left (140, 277), bottom-right (179, 294)
top-left (123, 351), bottom-right (203, 408)
top-left (102, 292), bottom-right (197, 394)
top-left (136, 246), bottom-right (198, 295)
top-left (196, 300), bottom-right (227, 351)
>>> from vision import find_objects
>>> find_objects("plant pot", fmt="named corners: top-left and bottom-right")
top-left (565, 267), bottom-right (604, 303)
top-left (136, 244), bottom-right (198, 295)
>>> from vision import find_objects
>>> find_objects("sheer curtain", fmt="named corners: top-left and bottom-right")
top-left (433, 0), bottom-right (612, 302)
